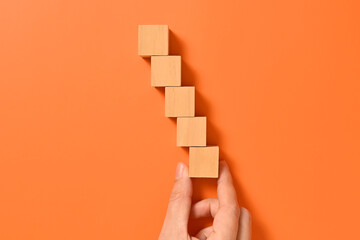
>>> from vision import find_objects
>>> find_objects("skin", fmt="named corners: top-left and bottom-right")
top-left (159, 161), bottom-right (251, 240)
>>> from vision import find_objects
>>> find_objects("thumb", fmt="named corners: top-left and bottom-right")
top-left (161, 162), bottom-right (192, 236)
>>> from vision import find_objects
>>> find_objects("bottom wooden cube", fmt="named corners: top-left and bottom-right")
top-left (189, 146), bottom-right (219, 178)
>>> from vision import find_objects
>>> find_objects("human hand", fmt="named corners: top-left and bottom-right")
top-left (159, 161), bottom-right (251, 240)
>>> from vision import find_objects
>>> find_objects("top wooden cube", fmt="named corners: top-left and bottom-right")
top-left (138, 25), bottom-right (169, 57)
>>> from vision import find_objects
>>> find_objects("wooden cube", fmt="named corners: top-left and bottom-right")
top-left (165, 87), bottom-right (195, 117)
top-left (189, 146), bottom-right (219, 178)
top-left (151, 56), bottom-right (181, 87)
top-left (177, 117), bottom-right (206, 146)
top-left (138, 25), bottom-right (169, 57)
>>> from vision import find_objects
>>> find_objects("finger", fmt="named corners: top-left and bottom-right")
top-left (160, 162), bottom-right (192, 237)
top-left (237, 208), bottom-right (252, 240)
top-left (211, 161), bottom-right (240, 240)
top-left (212, 206), bottom-right (240, 240)
top-left (195, 226), bottom-right (214, 240)
top-left (217, 161), bottom-right (239, 208)
top-left (190, 198), bottom-right (219, 219)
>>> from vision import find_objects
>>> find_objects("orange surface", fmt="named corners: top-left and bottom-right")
top-left (0, 0), bottom-right (360, 239)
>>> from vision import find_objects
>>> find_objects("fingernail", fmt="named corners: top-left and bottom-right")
top-left (176, 162), bottom-right (184, 180)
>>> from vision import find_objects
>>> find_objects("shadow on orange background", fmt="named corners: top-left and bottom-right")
top-left (0, 0), bottom-right (359, 240)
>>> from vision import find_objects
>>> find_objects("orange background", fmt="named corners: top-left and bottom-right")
top-left (1, 0), bottom-right (360, 239)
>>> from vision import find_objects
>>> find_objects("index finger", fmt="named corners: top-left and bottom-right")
top-left (217, 160), bottom-right (239, 208)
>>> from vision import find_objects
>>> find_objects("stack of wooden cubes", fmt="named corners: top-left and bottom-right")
top-left (138, 25), bottom-right (219, 178)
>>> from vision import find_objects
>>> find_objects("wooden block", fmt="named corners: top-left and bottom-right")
top-left (138, 25), bottom-right (169, 57)
top-left (165, 87), bottom-right (195, 117)
top-left (151, 56), bottom-right (181, 87)
top-left (177, 117), bottom-right (206, 146)
top-left (189, 146), bottom-right (219, 178)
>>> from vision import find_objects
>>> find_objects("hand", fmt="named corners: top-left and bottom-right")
top-left (159, 161), bottom-right (251, 240)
